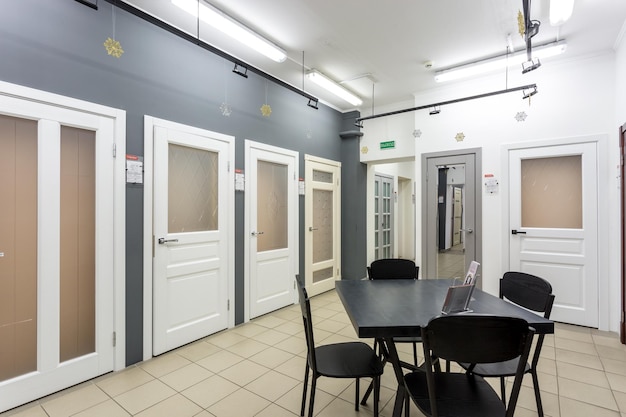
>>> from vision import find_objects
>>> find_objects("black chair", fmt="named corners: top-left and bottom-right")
top-left (367, 258), bottom-right (421, 366)
top-left (458, 271), bottom-right (555, 417)
top-left (404, 314), bottom-right (535, 417)
top-left (298, 281), bottom-right (383, 417)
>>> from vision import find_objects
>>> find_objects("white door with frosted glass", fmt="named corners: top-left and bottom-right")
top-left (305, 155), bottom-right (341, 296)
top-left (153, 126), bottom-right (233, 355)
top-left (374, 174), bottom-right (393, 259)
top-left (245, 142), bottom-right (298, 319)
top-left (0, 104), bottom-right (116, 411)
top-left (509, 142), bottom-right (598, 327)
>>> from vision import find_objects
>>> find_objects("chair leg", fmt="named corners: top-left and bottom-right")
top-left (373, 376), bottom-right (380, 417)
top-left (500, 376), bottom-right (507, 405)
top-left (404, 388), bottom-right (410, 417)
top-left (412, 342), bottom-right (418, 366)
top-left (308, 377), bottom-right (317, 417)
top-left (531, 370), bottom-right (544, 417)
top-left (354, 378), bottom-right (360, 411)
top-left (301, 364), bottom-right (309, 416)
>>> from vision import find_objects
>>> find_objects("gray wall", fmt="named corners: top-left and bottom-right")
top-left (1, 0), bottom-right (366, 366)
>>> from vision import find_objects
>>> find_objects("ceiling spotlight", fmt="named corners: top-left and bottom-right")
top-left (354, 120), bottom-right (364, 129)
top-left (522, 86), bottom-right (538, 99)
top-left (307, 98), bottom-right (319, 110)
top-left (232, 63), bottom-right (248, 78)
top-left (429, 106), bottom-right (441, 115)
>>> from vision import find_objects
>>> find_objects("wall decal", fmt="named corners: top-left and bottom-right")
top-left (413, 129), bottom-right (422, 138)
top-left (515, 111), bottom-right (527, 122)
top-left (455, 132), bottom-right (465, 142)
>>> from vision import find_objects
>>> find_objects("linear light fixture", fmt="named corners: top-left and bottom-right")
top-left (172, 0), bottom-right (287, 62)
top-left (434, 40), bottom-right (567, 83)
top-left (306, 70), bottom-right (363, 106)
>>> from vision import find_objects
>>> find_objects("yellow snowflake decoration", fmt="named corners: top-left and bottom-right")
top-left (455, 132), bottom-right (465, 142)
top-left (260, 104), bottom-right (272, 117)
top-left (104, 37), bottom-right (124, 58)
top-left (361, 146), bottom-right (369, 154)
top-left (517, 10), bottom-right (525, 37)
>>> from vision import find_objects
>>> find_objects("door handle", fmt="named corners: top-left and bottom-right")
top-left (460, 228), bottom-right (473, 233)
top-left (251, 231), bottom-right (265, 236)
top-left (511, 230), bottom-right (527, 235)
top-left (309, 227), bottom-right (318, 231)
top-left (158, 238), bottom-right (179, 244)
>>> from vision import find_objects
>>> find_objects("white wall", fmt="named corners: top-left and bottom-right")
top-left (413, 52), bottom-right (618, 331)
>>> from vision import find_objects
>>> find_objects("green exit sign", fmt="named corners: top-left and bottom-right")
top-left (380, 140), bottom-right (395, 149)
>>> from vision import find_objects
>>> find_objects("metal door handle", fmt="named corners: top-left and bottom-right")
top-left (511, 230), bottom-right (527, 235)
top-left (309, 227), bottom-right (318, 231)
top-left (460, 228), bottom-right (473, 233)
top-left (158, 238), bottom-right (179, 244)
top-left (251, 231), bottom-right (265, 236)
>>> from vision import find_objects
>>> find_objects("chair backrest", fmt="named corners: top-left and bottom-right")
top-left (297, 279), bottom-right (317, 371)
top-left (500, 271), bottom-right (554, 317)
top-left (367, 258), bottom-right (419, 280)
top-left (421, 314), bottom-right (535, 416)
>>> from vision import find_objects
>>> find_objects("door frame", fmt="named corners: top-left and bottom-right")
top-left (0, 81), bottom-right (126, 375)
top-left (502, 135), bottom-right (609, 330)
top-left (143, 116), bottom-right (235, 360)
top-left (244, 140), bottom-right (299, 322)
top-left (421, 149), bottom-right (482, 281)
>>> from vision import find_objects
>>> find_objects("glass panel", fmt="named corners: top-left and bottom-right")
top-left (312, 169), bottom-right (333, 183)
top-left (437, 164), bottom-right (466, 279)
top-left (313, 189), bottom-right (333, 263)
top-left (0, 115), bottom-right (38, 381)
top-left (257, 160), bottom-right (288, 252)
top-left (313, 267), bottom-right (334, 283)
top-left (521, 155), bottom-right (582, 228)
top-left (60, 126), bottom-right (95, 362)
top-left (168, 144), bottom-right (219, 233)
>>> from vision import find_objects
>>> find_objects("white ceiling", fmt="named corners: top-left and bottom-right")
top-left (122, 0), bottom-right (626, 112)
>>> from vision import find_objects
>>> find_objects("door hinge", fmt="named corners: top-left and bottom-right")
top-left (337, 268), bottom-right (340, 276)
top-left (227, 299), bottom-right (230, 311)
top-left (152, 235), bottom-right (155, 258)
top-left (113, 331), bottom-right (116, 347)
top-left (227, 161), bottom-right (230, 172)
top-left (112, 143), bottom-right (117, 157)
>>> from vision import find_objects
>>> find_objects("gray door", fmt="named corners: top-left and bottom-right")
top-left (423, 151), bottom-right (481, 281)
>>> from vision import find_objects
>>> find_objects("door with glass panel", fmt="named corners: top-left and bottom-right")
top-left (153, 126), bottom-right (232, 355)
top-left (305, 155), bottom-right (341, 296)
top-left (509, 142), bottom-right (598, 327)
top-left (0, 111), bottom-right (115, 411)
top-left (245, 142), bottom-right (298, 319)
top-left (374, 174), bottom-right (394, 259)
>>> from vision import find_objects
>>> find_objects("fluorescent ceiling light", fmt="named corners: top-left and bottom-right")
top-left (550, 0), bottom-right (575, 26)
top-left (434, 40), bottom-right (567, 83)
top-left (172, 0), bottom-right (287, 62)
top-left (306, 70), bottom-right (363, 106)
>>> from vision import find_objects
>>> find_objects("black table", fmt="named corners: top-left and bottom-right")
top-left (335, 279), bottom-right (554, 417)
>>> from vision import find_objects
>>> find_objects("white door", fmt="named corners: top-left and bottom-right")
top-left (509, 142), bottom-right (598, 327)
top-left (245, 142), bottom-right (298, 319)
top-left (153, 125), bottom-right (233, 355)
top-left (374, 174), bottom-right (394, 259)
top-left (0, 97), bottom-right (117, 412)
top-left (305, 155), bottom-right (341, 296)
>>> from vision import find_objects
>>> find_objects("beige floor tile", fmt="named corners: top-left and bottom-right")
top-left (555, 325), bottom-right (594, 343)
top-left (207, 388), bottom-right (270, 417)
top-left (205, 330), bottom-right (247, 349)
top-left (615, 390), bottom-right (626, 413)
top-left (274, 320), bottom-right (304, 336)
top-left (254, 403), bottom-right (298, 417)
top-left (177, 340), bottom-right (222, 362)
top-left (249, 346), bottom-right (294, 368)
top-left (196, 350), bottom-right (244, 373)
top-left (555, 338), bottom-right (597, 355)
top-left (315, 397), bottom-right (372, 417)
top-left (193, 411), bottom-right (216, 417)
top-left (252, 315), bottom-right (289, 329)
top-left (139, 352), bottom-right (192, 378)
top-left (160, 363), bottom-right (213, 391)
top-left (218, 359), bottom-right (269, 386)
top-left (608, 372), bottom-right (626, 393)
top-left (114, 379), bottom-right (176, 415)
top-left (245, 370), bottom-right (301, 401)
top-left (603, 357), bottom-right (626, 376)
top-left (594, 332), bottom-right (626, 349)
top-left (274, 335), bottom-right (308, 355)
top-left (252, 328), bottom-right (292, 346)
top-left (1, 404), bottom-right (48, 417)
top-left (314, 318), bottom-right (348, 333)
top-left (95, 366), bottom-right (155, 397)
top-left (135, 394), bottom-right (202, 417)
top-left (558, 377), bottom-right (618, 410)
top-left (41, 384), bottom-right (109, 417)
top-left (598, 344), bottom-right (626, 361)
top-left (560, 397), bottom-right (621, 417)
top-left (557, 361), bottom-right (610, 388)
top-left (72, 399), bottom-right (130, 417)
top-left (274, 355), bottom-right (307, 380)
top-left (271, 307), bottom-right (301, 322)
top-left (181, 375), bottom-right (239, 409)
top-left (555, 348), bottom-right (604, 370)
top-left (227, 338), bottom-right (271, 358)
top-left (229, 323), bottom-right (269, 338)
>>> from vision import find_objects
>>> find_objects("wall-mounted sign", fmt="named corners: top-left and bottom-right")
top-left (380, 140), bottom-right (395, 150)
top-left (126, 154), bottom-right (143, 184)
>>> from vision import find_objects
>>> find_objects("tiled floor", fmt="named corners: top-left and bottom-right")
top-left (4, 288), bottom-right (626, 417)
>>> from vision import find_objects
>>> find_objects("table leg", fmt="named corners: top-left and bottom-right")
top-left (383, 337), bottom-right (409, 417)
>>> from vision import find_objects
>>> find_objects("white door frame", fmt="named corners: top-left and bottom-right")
top-left (244, 141), bottom-right (299, 322)
top-left (501, 135), bottom-right (609, 330)
top-left (0, 81), bottom-right (126, 404)
top-left (143, 116), bottom-right (235, 359)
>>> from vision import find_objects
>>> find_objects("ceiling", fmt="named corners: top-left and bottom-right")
top-left (121, 0), bottom-right (626, 112)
